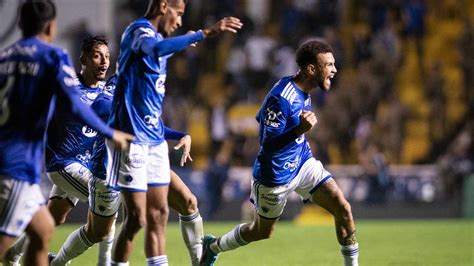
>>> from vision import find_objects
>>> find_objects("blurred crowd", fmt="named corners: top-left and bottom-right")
top-left (63, 0), bottom-right (472, 215)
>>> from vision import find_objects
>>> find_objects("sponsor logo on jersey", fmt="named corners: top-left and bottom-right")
top-left (82, 125), bottom-right (98, 137)
top-left (283, 157), bottom-right (300, 172)
top-left (264, 108), bottom-right (282, 127)
top-left (295, 134), bottom-right (305, 144)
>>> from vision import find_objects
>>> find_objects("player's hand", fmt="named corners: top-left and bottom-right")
top-left (202, 17), bottom-right (243, 38)
top-left (111, 130), bottom-right (135, 150)
top-left (174, 135), bottom-right (193, 166)
top-left (295, 111), bottom-right (317, 135)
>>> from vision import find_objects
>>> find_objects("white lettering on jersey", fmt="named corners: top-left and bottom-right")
top-left (264, 108), bottom-right (282, 127)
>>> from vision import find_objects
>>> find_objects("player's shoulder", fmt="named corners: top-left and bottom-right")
top-left (269, 76), bottom-right (298, 105)
top-left (128, 17), bottom-right (155, 35)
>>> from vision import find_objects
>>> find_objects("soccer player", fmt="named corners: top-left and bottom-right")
top-left (200, 40), bottom-right (360, 266)
top-left (0, 1), bottom-right (133, 265)
top-left (104, 75), bottom-right (205, 266)
top-left (4, 35), bottom-right (116, 266)
top-left (107, 0), bottom-right (242, 265)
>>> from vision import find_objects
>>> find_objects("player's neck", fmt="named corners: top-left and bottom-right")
top-left (35, 33), bottom-right (53, 43)
top-left (145, 14), bottom-right (161, 32)
top-left (80, 72), bottom-right (100, 88)
top-left (292, 73), bottom-right (313, 94)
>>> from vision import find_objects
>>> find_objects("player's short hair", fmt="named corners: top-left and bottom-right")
top-left (149, 0), bottom-right (187, 8)
top-left (81, 35), bottom-right (109, 56)
top-left (19, 0), bottom-right (56, 37)
top-left (295, 40), bottom-right (333, 69)
top-left (169, 0), bottom-right (187, 6)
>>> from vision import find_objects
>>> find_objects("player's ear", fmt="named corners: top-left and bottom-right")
top-left (159, 0), bottom-right (168, 14)
top-left (44, 19), bottom-right (57, 42)
top-left (306, 64), bottom-right (316, 76)
top-left (79, 54), bottom-right (86, 66)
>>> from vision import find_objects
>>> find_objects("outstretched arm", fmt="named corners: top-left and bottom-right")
top-left (133, 16), bottom-right (243, 57)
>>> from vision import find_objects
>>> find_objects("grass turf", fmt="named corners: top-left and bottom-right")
top-left (46, 219), bottom-right (472, 265)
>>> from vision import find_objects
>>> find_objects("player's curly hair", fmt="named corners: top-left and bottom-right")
top-left (19, 0), bottom-right (56, 37)
top-left (80, 35), bottom-right (109, 55)
top-left (295, 40), bottom-right (333, 69)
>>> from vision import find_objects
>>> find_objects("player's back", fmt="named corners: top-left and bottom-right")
top-left (0, 36), bottom-right (73, 183)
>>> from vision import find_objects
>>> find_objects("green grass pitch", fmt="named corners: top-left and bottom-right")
top-left (47, 219), bottom-right (473, 265)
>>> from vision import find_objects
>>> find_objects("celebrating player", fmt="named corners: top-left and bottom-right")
top-left (107, 0), bottom-right (242, 265)
top-left (0, 1), bottom-right (133, 265)
top-left (200, 40), bottom-right (360, 266)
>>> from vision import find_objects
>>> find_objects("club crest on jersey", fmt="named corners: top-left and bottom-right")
top-left (144, 112), bottom-right (160, 129)
top-left (283, 158), bottom-right (300, 172)
top-left (264, 108), bottom-right (282, 127)
top-left (76, 150), bottom-right (91, 164)
top-left (82, 125), bottom-right (97, 137)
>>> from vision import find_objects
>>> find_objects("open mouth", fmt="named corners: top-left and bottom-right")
top-left (98, 67), bottom-right (108, 75)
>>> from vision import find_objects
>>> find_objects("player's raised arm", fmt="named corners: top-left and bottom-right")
top-left (54, 53), bottom-right (134, 149)
top-left (202, 16), bottom-right (243, 37)
top-left (133, 28), bottom-right (206, 57)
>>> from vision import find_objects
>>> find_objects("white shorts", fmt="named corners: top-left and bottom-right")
top-left (250, 158), bottom-right (332, 219)
top-left (89, 177), bottom-right (121, 217)
top-left (106, 140), bottom-right (171, 192)
top-left (0, 177), bottom-right (45, 237)
top-left (48, 162), bottom-right (92, 205)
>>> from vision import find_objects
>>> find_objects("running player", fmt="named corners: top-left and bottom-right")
top-left (107, 0), bottom-right (242, 265)
top-left (200, 40), bottom-right (360, 266)
top-left (0, 1), bottom-right (133, 265)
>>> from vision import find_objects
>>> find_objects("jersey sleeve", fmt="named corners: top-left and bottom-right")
top-left (260, 95), bottom-right (297, 152)
top-left (163, 126), bottom-right (187, 140)
top-left (53, 50), bottom-right (114, 139)
top-left (91, 93), bottom-right (113, 122)
top-left (131, 27), bottom-right (205, 57)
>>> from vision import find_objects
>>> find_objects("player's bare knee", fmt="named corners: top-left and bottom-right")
top-left (147, 206), bottom-right (169, 226)
top-left (126, 210), bottom-right (147, 232)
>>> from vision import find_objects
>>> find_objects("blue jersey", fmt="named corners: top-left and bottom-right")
top-left (45, 79), bottom-right (105, 172)
top-left (90, 88), bottom-right (113, 180)
top-left (109, 17), bottom-right (205, 144)
top-left (253, 76), bottom-right (313, 187)
top-left (0, 36), bottom-right (113, 184)
top-left (91, 75), bottom-right (188, 179)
